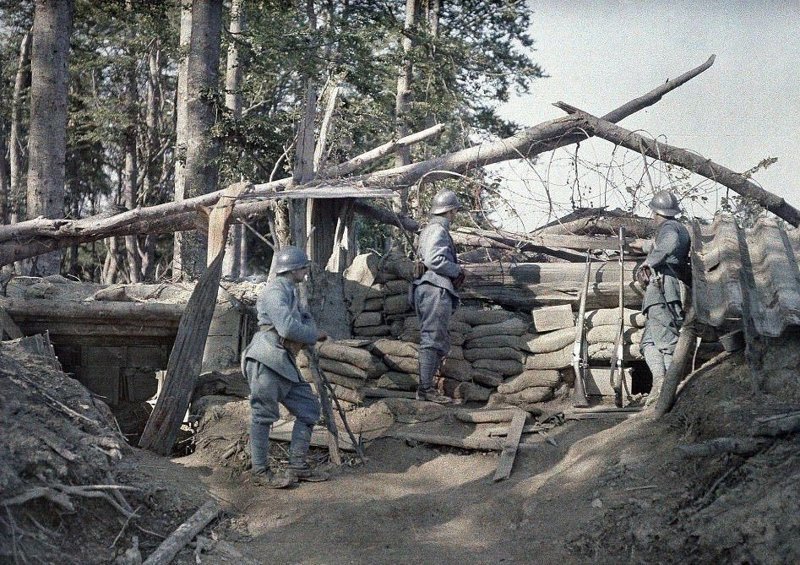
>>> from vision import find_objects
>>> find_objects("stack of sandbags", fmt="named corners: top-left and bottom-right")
top-left (487, 305), bottom-right (574, 409)
top-left (460, 309), bottom-right (529, 383)
top-left (585, 308), bottom-right (645, 360)
top-left (297, 340), bottom-right (387, 410)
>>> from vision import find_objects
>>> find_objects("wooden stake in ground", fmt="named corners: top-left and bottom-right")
top-left (307, 347), bottom-right (342, 465)
top-left (493, 410), bottom-right (527, 482)
top-left (139, 183), bottom-right (246, 455)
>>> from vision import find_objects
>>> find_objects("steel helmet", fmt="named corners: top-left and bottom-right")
top-left (430, 189), bottom-right (461, 215)
top-left (274, 246), bottom-right (311, 274)
top-left (649, 190), bottom-right (681, 217)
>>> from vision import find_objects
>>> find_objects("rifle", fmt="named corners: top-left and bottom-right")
top-left (610, 227), bottom-right (627, 407)
top-left (571, 251), bottom-right (592, 408)
top-left (306, 346), bottom-right (367, 465)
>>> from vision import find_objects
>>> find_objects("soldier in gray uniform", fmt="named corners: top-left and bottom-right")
top-left (412, 189), bottom-right (465, 404)
top-left (629, 190), bottom-right (691, 406)
top-left (241, 246), bottom-right (328, 488)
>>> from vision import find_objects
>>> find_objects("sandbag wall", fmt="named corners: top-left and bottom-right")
top-left (336, 252), bottom-right (655, 411)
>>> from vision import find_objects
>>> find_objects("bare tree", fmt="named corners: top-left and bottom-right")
top-left (26, 0), bottom-right (73, 276)
top-left (173, 0), bottom-right (224, 280)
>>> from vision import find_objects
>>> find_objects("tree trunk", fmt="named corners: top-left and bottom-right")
top-left (222, 0), bottom-right (245, 279)
top-left (141, 40), bottom-right (162, 281)
top-left (0, 130), bottom-right (9, 224)
top-left (26, 1), bottom-right (73, 276)
top-left (172, 1), bottom-right (192, 280)
top-left (10, 31), bottom-right (32, 227)
top-left (123, 59), bottom-right (142, 282)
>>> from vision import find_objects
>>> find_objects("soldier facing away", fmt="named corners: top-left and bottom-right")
top-left (411, 189), bottom-right (466, 404)
top-left (629, 190), bottom-right (692, 406)
top-left (240, 246), bottom-right (329, 488)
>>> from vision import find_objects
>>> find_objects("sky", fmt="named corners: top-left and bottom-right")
top-left (491, 0), bottom-right (800, 230)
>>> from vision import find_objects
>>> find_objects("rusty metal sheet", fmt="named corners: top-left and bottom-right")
top-left (692, 214), bottom-right (800, 337)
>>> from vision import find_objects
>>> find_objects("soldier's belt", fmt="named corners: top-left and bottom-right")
top-left (258, 325), bottom-right (305, 355)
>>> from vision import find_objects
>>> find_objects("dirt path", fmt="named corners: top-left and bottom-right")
top-left (176, 417), bottom-right (623, 564)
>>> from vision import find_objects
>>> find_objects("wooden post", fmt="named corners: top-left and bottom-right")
top-left (493, 410), bottom-right (527, 482)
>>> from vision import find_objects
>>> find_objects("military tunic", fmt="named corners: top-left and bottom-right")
top-left (241, 276), bottom-right (321, 472)
top-left (639, 218), bottom-right (691, 390)
top-left (412, 215), bottom-right (461, 393)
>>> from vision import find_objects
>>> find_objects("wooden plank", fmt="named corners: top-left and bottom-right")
top-left (0, 307), bottom-right (23, 339)
top-left (142, 500), bottom-right (221, 565)
top-left (387, 430), bottom-right (502, 451)
top-left (493, 410), bottom-right (527, 482)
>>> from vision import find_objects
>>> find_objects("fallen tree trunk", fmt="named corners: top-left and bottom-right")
top-left (556, 104), bottom-right (800, 227)
top-left (0, 57), bottom-right (716, 266)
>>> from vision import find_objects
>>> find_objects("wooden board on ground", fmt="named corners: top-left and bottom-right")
top-left (493, 410), bottom-right (527, 482)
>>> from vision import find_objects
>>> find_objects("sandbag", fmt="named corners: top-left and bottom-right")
top-left (334, 401), bottom-right (395, 440)
top-left (471, 368), bottom-right (503, 388)
top-left (384, 293), bottom-right (411, 315)
top-left (521, 327), bottom-right (575, 354)
top-left (587, 325), bottom-right (643, 344)
top-left (319, 358), bottom-right (368, 381)
top-left (454, 382), bottom-right (492, 402)
top-left (324, 372), bottom-right (365, 391)
top-left (463, 334), bottom-right (524, 350)
top-left (319, 342), bottom-right (377, 371)
top-left (383, 354), bottom-right (419, 375)
top-left (441, 357), bottom-right (472, 381)
top-left (403, 317), bottom-right (471, 334)
top-left (464, 347), bottom-right (524, 363)
top-left (375, 371), bottom-right (418, 391)
top-left (362, 297), bottom-right (384, 312)
top-left (497, 370), bottom-right (561, 394)
top-left (473, 358), bottom-right (524, 377)
top-left (469, 317), bottom-right (529, 340)
top-left (491, 387), bottom-right (553, 405)
top-left (371, 339), bottom-right (419, 359)
top-left (353, 325), bottom-right (392, 337)
top-left (354, 311), bottom-right (383, 328)
top-left (586, 308), bottom-right (646, 328)
top-left (454, 308), bottom-right (514, 326)
top-left (524, 344), bottom-right (573, 370)
top-left (448, 345), bottom-right (464, 360)
top-left (384, 279), bottom-right (410, 295)
top-left (330, 383), bottom-right (364, 404)
top-left (588, 342), bottom-right (644, 360)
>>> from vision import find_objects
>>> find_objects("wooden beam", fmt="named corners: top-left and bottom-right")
top-left (493, 410), bottom-right (527, 482)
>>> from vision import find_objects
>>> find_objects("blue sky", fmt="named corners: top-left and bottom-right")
top-left (491, 0), bottom-right (799, 229)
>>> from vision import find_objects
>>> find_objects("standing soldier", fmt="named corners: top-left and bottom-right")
top-left (241, 246), bottom-right (329, 488)
top-left (629, 190), bottom-right (691, 406)
top-left (412, 189), bottom-right (465, 404)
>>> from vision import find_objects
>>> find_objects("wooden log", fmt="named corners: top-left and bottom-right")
top-left (0, 297), bottom-right (185, 322)
top-left (493, 410), bottom-right (527, 481)
top-left (557, 105), bottom-right (800, 227)
top-left (142, 500), bottom-right (220, 565)
top-left (387, 430), bottom-right (503, 451)
top-left (139, 254), bottom-right (224, 455)
top-left (464, 261), bottom-right (639, 286)
top-left (0, 58), bottom-right (716, 266)
top-left (655, 300), bottom-right (696, 417)
top-left (454, 408), bottom-right (521, 424)
top-left (461, 280), bottom-right (644, 310)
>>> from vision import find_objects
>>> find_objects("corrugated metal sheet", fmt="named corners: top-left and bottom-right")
top-left (691, 214), bottom-right (800, 337)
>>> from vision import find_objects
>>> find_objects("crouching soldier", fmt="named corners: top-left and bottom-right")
top-left (241, 246), bottom-right (329, 488)
top-left (412, 189), bottom-right (466, 404)
top-left (629, 190), bottom-right (691, 406)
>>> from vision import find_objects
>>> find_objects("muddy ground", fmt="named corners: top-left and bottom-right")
top-left (1, 333), bottom-right (798, 564)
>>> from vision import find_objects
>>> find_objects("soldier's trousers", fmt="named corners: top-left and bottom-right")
top-left (413, 283), bottom-right (457, 391)
top-left (640, 300), bottom-right (684, 396)
top-left (244, 359), bottom-right (321, 472)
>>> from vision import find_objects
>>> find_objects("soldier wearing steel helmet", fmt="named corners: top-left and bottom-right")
top-left (240, 246), bottom-right (328, 487)
top-left (411, 189), bottom-right (466, 404)
top-left (629, 190), bottom-right (691, 406)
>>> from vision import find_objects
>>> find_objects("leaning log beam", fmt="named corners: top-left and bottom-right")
top-left (0, 57), bottom-right (716, 266)
top-left (555, 104), bottom-right (800, 227)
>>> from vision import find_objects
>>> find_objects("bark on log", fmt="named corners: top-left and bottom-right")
top-left (0, 297), bottom-right (184, 323)
top-left (654, 300), bottom-right (696, 418)
top-left (142, 500), bottom-right (220, 565)
top-left (556, 105), bottom-right (800, 227)
top-left (0, 58), bottom-right (715, 266)
top-left (677, 437), bottom-right (770, 457)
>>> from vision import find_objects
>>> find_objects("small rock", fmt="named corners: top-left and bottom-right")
top-left (591, 498), bottom-right (603, 508)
